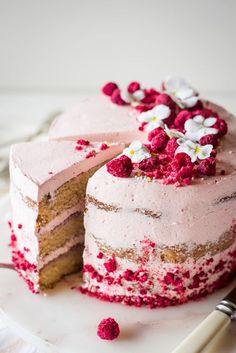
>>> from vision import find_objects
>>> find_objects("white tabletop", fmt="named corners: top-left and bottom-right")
top-left (0, 91), bottom-right (235, 353)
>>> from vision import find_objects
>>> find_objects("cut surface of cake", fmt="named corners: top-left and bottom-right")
top-left (9, 140), bottom-right (124, 292)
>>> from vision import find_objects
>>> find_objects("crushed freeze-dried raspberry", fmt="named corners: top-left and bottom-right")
top-left (18, 224), bottom-right (23, 229)
top-left (99, 143), bottom-right (108, 150)
top-left (104, 257), bottom-right (117, 273)
top-left (75, 145), bottom-right (82, 151)
top-left (107, 155), bottom-right (133, 178)
top-left (85, 150), bottom-right (96, 159)
top-left (138, 157), bottom-right (158, 172)
top-left (97, 252), bottom-right (104, 259)
top-left (102, 82), bottom-right (118, 96)
top-left (97, 318), bottom-right (120, 340)
top-left (77, 139), bottom-right (90, 146)
top-left (197, 157), bottom-right (216, 176)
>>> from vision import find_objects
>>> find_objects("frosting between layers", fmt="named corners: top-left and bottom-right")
top-left (38, 235), bottom-right (83, 269)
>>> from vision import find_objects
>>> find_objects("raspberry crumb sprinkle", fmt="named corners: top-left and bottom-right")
top-left (86, 150), bottom-right (96, 159)
top-left (77, 139), bottom-right (90, 146)
top-left (97, 318), bottom-right (120, 341)
top-left (99, 143), bottom-right (109, 150)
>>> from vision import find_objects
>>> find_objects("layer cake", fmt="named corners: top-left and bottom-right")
top-left (9, 140), bottom-right (124, 292)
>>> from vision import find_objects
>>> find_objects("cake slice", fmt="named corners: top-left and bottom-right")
top-left (9, 140), bottom-right (124, 293)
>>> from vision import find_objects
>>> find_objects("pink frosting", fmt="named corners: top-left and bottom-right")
top-left (10, 140), bottom-right (125, 202)
top-left (85, 103), bottom-right (236, 247)
top-left (49, 95), bottom-right (145, 143)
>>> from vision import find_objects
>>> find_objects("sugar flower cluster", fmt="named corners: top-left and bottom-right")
top-left (104, 77), bottom-right (228, 186)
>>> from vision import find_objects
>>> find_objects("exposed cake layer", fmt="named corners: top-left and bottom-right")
top-left (40, 245), bottom-right (83, 289)
top-left (10, 228), bottom-right (83, 292)
top-left (36, 166), bottom-right (99, 230)
top-left (81, 226), bottom-right (236, 308)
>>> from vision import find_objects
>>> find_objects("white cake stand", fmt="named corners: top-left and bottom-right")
top-left (0, 195), bottom-right (236, 353)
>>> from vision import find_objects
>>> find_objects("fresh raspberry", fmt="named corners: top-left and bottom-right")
top-left (104, 257), bottom-right (117, 273)
top-left (150, 130), bottom-right (169, 152)
top-left (127, 81), bottom-right (140, 94)
top-left (111, 88), bottom-right (127, 105)
top-left (192, 109), bottom-right (217, 119)
top-left (76, 139), bottom-right (90, 146)
top-left (165, 138), bottom-right (179, 157)
top-left (189, 100), bottom-right (203, 111)
top-left (148, 127), bottom-right (162, 142)
top-left (172, 153), bottom-right (192, 170)
top-left (138, 157), bottom-right (158, 172)
top-left (102, 82), bottom-right (118, 96)
top-left (213, 117), bottom-right (228, 137)
top-left (197, 157), bottom-right (216, 176)
top-left (142, 88), bottom-right (160, 105)
top-left (156, 93), bottom-right (175, 108)
top-left (174, 110), bottom-right (192, 130)
top-left (107, 155), bottom-right (133, 178)
top-left (97, 318), bottom-right (120, 341)
top-left (199, 134), bottom-right (218, 148)
top-left (170, 153), bottom-right (194, 181)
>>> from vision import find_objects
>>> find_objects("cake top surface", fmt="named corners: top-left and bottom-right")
top-left (49, 95), bottom-right (141, 142)
top-left (48, 76), bottom-right (235, 188)
top-left (10, 140), bottom-right (124, 201)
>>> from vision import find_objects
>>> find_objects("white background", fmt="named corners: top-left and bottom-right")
top-left (0, 0), bottom-right (236, 94)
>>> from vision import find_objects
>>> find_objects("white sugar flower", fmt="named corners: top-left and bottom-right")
top-left (163, 76), bottom-right (198, 108)
top-left (123, 140), bottom-right (151, 163)
top-left (175, 139), bottom-right (213, 163)
top-left (138, 104), bottom-right (171, 132)
top-left (185, 115), bottom-right (218, 142)
top-left (164, 124), bottom-right (185, 139)
top-left (120, 89), bottom-right (145, 105)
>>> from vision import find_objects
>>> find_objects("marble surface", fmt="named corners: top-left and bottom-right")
top-left (0, 92), bottom-right (236, 353)
top-left (1, 194), bottom-right (236, 353)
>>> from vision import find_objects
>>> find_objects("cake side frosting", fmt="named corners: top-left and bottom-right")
top-left (82, 89), bottom-right (236, 307)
